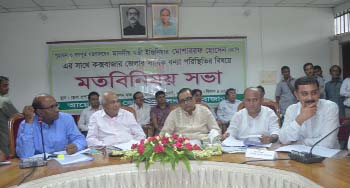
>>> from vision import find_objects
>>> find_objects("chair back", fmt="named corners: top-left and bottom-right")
top-left (338, 117), bottom-right (350, 141)
top-left (8, 113), bottom-right (24, 158)
top-left (121, 106), bottom-right (137, 119)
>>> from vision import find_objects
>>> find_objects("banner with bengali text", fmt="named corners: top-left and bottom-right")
top-left (48, 38), bottom-right (246, 112)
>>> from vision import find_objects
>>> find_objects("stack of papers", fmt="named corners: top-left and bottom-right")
top-left (113, 140), bottom-right (139, 151)
top-left (275, 145), bottom-right (341, 158)
top-left (222, 136), bottom-right (272, 148)
top-left (54, 154), bottom-right (93, 165)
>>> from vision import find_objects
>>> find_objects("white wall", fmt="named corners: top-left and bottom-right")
top-left (0, 7), bottom-right (334, 110)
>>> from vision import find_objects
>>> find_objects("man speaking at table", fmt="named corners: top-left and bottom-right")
top-left (16, 94), bottom-right (87, 158)
top-left (279, 76), bottom-right (340, 149)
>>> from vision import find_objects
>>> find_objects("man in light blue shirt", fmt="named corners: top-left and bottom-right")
top-left (16, 94), bottom-right (87, 158)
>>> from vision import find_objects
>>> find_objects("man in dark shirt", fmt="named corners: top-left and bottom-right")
top-left (123, 7), bottom-right (145, 35)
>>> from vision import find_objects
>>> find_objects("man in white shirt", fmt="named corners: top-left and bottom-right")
top-left (129, 91), bottom-right (151, 135)
top-left (279, 76), bottom-right (340, 149)
top-left (225, 87), bottom-right (279, 144)
top-left (86, 91), bottom-right (145, 147)
top-left (216, 88), bottom-right (241, 132)
top-left (340, 76), bottom-right (350, 117)
top-left (78, 91), bottom-right (101, 137)
top-left (160, 88), bottom-right (221, 140)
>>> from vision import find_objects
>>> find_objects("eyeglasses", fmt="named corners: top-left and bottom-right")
top-left (135, 96), bottom-right (144, 100)
top-left (36, 103), bottom-right (59, 110)
top-left (179, 97), bottom-right (193, 104)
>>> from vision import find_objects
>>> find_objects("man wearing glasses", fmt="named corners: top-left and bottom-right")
top-left (160, 88), bottom-right (220, 140)
top-left (86, 91), bottom-right (145, 147)
top-left (129, 91), bottom-right (151, 136)
top-left (16, 94), bottom-right (87, 158)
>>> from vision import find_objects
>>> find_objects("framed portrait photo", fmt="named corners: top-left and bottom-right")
top-left (152, 4), bottom-right (178, 38)
top-left (120, 4), bottom-right (147, 38)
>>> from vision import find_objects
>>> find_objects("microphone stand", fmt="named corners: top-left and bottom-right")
top-left (309, 125), bottom-right (341, 157)
top-left (39, 120), bottom-right (47, 161)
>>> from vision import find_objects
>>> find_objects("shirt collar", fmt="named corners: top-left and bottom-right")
top-left (89, 105), bottom-right (102, 111)
top-left (102, 109), bottom-right (121, 119)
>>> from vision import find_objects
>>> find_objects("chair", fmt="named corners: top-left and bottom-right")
top-left (123, 106), bottom-right (154, 137)
top-left (121, 106), bottom-right (137, 119)
top-left (72, 114), bottom-right (80, 125)
top-left (338, 117), bottom-right (350, 149)
top-left (8, 113), bottom-right (24, 158)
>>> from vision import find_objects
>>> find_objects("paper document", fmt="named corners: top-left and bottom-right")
top-left (54, 148), bottom-right (91, 156)
top-left (222, 136), bottom-right (272, 148)
top-left (222, 146), bottom-right (247, 153)
top-left (275, 145), bottom-right (341, 158)
top-left (113, 140), bottom-right (139, 151)
top-left (222, 136), bottom-right (245, 147)
top-left (54, 154), bottom-right (93, 165)
top-left (189, 139), bottom-right (201, 147)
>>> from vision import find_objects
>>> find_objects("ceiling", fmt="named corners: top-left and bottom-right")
top-left (0, 0), bottom-right (348, 13)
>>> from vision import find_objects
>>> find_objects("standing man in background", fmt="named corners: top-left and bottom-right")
top-left (0, 76), bottom-right (18, 155)
top-left (275, 66), bottom-right (297, 116)
top-left (78, 91), bottom-right (101, 137)
top-left (303, 63), bottom-right (325, 99)
top-left (325, 65), bottom-right (344, 117)
top-left (340, 72), bottom-right (350, 117)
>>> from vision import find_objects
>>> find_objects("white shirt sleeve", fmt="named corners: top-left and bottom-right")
top-left (279, 105), bottom-right (302, 144)
top-left (340, 78), bottom-right (350, 97)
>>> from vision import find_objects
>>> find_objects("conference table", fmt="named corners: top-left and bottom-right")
top-left (1, 151), bottom-right (349, 188)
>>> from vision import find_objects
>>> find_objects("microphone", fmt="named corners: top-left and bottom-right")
top-left (19, 117), bottom-right (48, 168)
top-left (38, 118), bottom-right (47, 161)
top-left (288, 125), bottom-right (343, 164)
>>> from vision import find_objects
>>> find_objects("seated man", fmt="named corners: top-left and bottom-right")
top-left (78, 91), bottom-right (101, 137)
top-left (87, 91), bottom-right (145, 146)
top-left (129, 91), bottom-right (151, 135)
top-left (279, 77), bottom-right (340, 149)
top-left (150, 91), bottom-right (171, 136)
top-left (217, 88), bottom-right (241, 132)
top-left (225, 87), bottom-right (279, 144)
top-left (16, 94), bottom-right (87, 158)
top-left (191, 89), bottom-right (217, 119)
top-left (160, 88), bottom-right (221, 140)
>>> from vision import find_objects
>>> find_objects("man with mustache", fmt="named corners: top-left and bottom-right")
top-left (279, 77), bottom-right (340, 149)
top-left (123, 7), bottom-right (146, 36)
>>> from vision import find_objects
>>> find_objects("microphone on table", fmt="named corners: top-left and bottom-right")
top-left (19, 117), bottom-right (48, 168)
top-left (288, 125), bottom-right (343, 164)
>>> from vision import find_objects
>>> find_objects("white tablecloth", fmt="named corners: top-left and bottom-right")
top-left (20, 161), bottom-right (321, 188)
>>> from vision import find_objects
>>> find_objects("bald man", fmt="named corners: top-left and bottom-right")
top-left (225, 87), bottom-right (279, 144)
top-left (16, 94), bottom-right (86, 158)
top-left (86, 91), bottom-right (145, 147)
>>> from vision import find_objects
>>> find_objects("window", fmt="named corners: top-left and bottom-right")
top-left (335, 10), bottom-right (350, 35)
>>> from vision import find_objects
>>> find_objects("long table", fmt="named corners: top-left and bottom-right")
top-left (1, 152), bottom-right (350, 188)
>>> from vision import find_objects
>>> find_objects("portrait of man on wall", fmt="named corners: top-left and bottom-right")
top-left (120, 5), bottom-right (147, 38)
